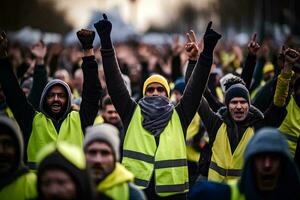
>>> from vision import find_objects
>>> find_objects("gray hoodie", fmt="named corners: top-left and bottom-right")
top-left (39, 79), bottom-right (72, 121)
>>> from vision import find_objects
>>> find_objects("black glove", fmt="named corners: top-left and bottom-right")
top-left (202, 22), bottom-right (222, 58)
top-left (76, 29), bottom-right (95, 50)
top-left (0, 31), bottom-right (8, 59)
top-left (94, 14), bottom-right (113, 49)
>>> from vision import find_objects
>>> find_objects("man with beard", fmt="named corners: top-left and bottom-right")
top-left (94, 14), bottom-right (221, 199)
top-left (0, 116), bottom-right (37, 200)
top-left (0, 30), bottom-right (103, 168)
top-left (189, 127), bottom-right (300, 200)
top-left (95, 96), bottom-right (123, 133)
top-left (84, 123), bottom-right (145, 200)
top-left (95, 96), bottom-right (125, 158)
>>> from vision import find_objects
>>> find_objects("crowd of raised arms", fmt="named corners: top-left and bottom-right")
top-left (0, 13), bottom-right (300, 200)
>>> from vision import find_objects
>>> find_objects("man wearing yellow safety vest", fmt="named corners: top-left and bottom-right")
top-left (185, 44), bottom-right (297, 182)
top-left (171, 77), bottom-right (209, 186)
top-left (84, 123), bottom-right (145, 200)
top-left (188, 127), bottom-right (300, 200)
top-left (0, 30), bottom-right (103, 169)
top-left (93, 13), bottom-right (221, 199)
top-left (278, 48), bottom-right (300, 157)
top-left (36, 141), bottom-right (97, 200)
top-left (0, 116), bottom-right (37, 200)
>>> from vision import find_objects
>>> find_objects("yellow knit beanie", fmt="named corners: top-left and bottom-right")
top-left (143, 74), bottom-right (170, 97)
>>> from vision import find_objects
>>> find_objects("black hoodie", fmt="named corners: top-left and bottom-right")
top-left (36, 142), bottom-right (97, 200)
top-left (238, 127), bottom-right (300, 200)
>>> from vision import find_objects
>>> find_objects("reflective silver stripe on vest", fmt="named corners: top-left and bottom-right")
top-left (284, 134), bottom-right (298, 143)
top-left (209, 161), bottom-right (242, 177)
top-left (123, 150), bottom-right (154, 164)
top-left (155, 159), bottom-right (187, 169)
top-left (156, 182), bottom-right (189, 193)
top-left (134, 178), bottom-right (150, 187)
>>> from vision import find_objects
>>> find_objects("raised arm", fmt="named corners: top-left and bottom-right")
top-left (257, 47), bottom-right (299, 129)
top-left (241, 33), bottom-right (260, 89)
top-left (28, 41), bottom-right (48, 111)
top-left (0, 32), bottom-right (35, 143)
top-left (177, 23), bottom-right (221, 131)
top-left (76, 29), bottom-right (104, 132)
top-left (272, 47), bottom-right (298, 107)
top-left (94, 14), bottom-right (136, 125)
top-left (171, 35), bottom-right (184, 81)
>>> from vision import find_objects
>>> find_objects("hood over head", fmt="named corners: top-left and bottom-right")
top-left (0, 116), bottom-right (29, 189)
top-left (39, 79), bottom-right (72, 120)
top-left (36, 141), bottom-right (96, 200)
top-left (239, 127), bottom-right (300, 200)
top-left (0, 116), bottom-right (24, 171)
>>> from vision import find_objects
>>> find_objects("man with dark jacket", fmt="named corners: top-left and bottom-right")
top-left (0, 116), bottom-right (37, 200)
top-left (93, 14), bottom-right (221, 199)
top-left (84, 123), bottom-right (145, 200)
top-left (0, 30), bottom-right (103, 168)
top-left (189, 127), bottom-right (300, 200)
top-left (185, 39), bottom-right (296, 182)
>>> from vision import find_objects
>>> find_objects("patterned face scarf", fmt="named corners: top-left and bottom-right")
top-left (138, 96), bottom-right (174, 137)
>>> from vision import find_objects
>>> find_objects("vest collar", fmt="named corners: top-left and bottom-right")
top-left (98, 163), bottom-right (134, 191)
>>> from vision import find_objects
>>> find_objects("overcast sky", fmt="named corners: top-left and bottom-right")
top-left (53, 0), bottom-right (212, 32)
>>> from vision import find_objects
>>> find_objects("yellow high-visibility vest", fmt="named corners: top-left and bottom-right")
top-left (0, 172), bottom-right (37, 200)
top-left (279, 96), bottom-right (300, 156)
top-left (186, 114), bottom-right (201, 162)
top-left (122, 105), bottom-right (188, 197)
top-left (27, 111), bottom-right (83, 165)
top-left (228, 180), bottom-right (246, 200)
top-left (98, 163), bottom-right (134, 200)
top-left (208, 123), bottom-right (254, 182)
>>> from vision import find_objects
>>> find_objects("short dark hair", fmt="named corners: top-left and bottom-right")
top-left (223, 76), bottom-right (246, 91)
top-left (102, 96), bottom-right (113, 110)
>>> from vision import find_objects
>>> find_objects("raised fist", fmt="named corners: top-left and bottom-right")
top-left (0, 32), bottom-right (8, 59)
top-left (31, 41), bottom-right (47, 59)
top-left (76, 29), bottom-right (95, 50)
top-left (283, 46), bottom-right (300, 66)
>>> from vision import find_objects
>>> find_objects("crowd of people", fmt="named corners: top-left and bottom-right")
top-left (0, 13), bottom-right (300, 200)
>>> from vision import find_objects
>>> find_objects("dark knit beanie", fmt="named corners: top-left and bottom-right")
top-left (225, 83), bottom-right (250, 106)
top-left (173, 78), bottom-right (185, 95)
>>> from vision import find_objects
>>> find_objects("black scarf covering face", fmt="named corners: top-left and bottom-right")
top-left (138, 96), bottom-right (174, 137)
